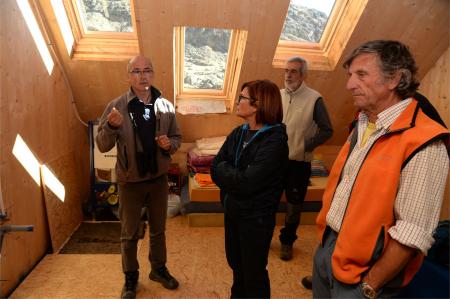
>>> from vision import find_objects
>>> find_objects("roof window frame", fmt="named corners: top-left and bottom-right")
top-left (273, 0), bottom-right (368, 71)
top-left (174, 26), bottom-right (247, 111)
top-left (63, 0), bottom-right (139, 60)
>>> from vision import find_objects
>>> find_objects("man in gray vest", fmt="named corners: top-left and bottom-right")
top-left (279, 56), bottom-right (333, 262)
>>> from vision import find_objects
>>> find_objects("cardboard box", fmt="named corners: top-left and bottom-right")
top-left (189, 176), bottom-right (220, 202)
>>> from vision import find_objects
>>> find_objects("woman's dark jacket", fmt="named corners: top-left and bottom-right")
top-left (210, 123), bottom-right (289, 219)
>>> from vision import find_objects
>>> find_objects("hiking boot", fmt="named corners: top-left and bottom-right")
top-left (121, 271), bottom-right (139, 299)
top-left (280, 244), bottom-right (293, 261)
top-left (301, 275), bottom-right (313, 290)
top-left (149, 266), bottom-right (179, 290)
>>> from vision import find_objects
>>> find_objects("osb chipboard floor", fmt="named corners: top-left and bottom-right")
top-left (10, 216), bottom-right (317, 299)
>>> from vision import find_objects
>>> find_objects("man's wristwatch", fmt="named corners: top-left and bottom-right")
top-left (360, 281), bottom-right (377, 299)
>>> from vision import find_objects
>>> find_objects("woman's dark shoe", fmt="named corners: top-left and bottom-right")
top-left (301, 275), bottom-right (313, 290)
top-left (280, 244), bottom-right (293, 261)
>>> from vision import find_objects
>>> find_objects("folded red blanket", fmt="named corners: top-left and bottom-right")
top-left (187, 149), bottom-right (215, 166)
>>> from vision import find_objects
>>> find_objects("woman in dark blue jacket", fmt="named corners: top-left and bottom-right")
top-left (211, 80), bottom-right (289, 298)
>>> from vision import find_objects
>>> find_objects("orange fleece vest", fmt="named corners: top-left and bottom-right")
top-left (317, 100), bottom-right (449, 285)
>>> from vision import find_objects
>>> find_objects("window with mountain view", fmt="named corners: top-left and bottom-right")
top-left (184, 28), bottom-right (231, 90)
top-left (273, 0), bottom-right (368, 71)
top-left (174, 26), bottom-right (247, 111)
top-left (57, 0), bottom-right (138, 60)
top-left (280, 0), bottom-right (336, 43)
top-left (76, 0), bottom-right (133, 33)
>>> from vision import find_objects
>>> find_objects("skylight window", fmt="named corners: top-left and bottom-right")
top-left (280, 0), bottom-right (336, 43)
top-left (75, 0), bottom-right (133, 33)
top-left (273, 0), bottom-right (368, 71)
top-left (183, 28), bottom-right (231, 91)
top-left (50, 0), bottom-right (74, 56)
top-left (17, 0), bottom-right (54, 75)
top-left (61, 0), bottom-right (139, 60)
top-left (174, 26), bottom-right (247, 113)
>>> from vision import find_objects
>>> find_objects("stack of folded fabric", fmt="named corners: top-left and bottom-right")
top-left (187, 149), bottom-right (215, 173)
top-left (193, 173), bottom-right (217, 188)
top-left (196, 136), bottom-right (226, 155)
top-left (187, 136), bottom-right (226, 174)
top-left (311, 159), bottom-right (329, 177)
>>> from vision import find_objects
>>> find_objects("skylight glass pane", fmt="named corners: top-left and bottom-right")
top-left (184, 27), bottom-right (231, 90)
top-left (17, 0), bottom-right (54, 74)
top-left (76, 0), bottom-right (132, 32)
top-left (280, 0), bottom-right (336, 43)
top-left (50, 0), bottom-right (74, 56)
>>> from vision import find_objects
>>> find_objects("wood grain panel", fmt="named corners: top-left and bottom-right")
top-left (270, 0), bottom-right (449, 145)
top-left (38, 0), bottom-right (449, 143)
top-left (133, 0), bottom-right (289, 141)
top-left (419, 48), bottom-right (449, 220)
top-left (1, 0), bottom-right (89, 296)
top-left (42, 151), bottom-right (85, 251)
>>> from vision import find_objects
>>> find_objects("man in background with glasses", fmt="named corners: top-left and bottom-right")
top-left (279, 56), bottom-right (333, 270)
top-left (96, 55), bottom-right (181, 299)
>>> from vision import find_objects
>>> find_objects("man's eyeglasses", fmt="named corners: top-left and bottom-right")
top-left (129, 69), bottom-right (153, 76)
top-left (237, 95), bottom-right (258, 104)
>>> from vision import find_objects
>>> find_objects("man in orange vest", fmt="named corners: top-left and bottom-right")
top-left (312, 40), bottom-right (449, 298)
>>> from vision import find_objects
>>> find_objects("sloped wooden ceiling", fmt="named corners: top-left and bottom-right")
top-left (40, 0), bottom-right (449, 143)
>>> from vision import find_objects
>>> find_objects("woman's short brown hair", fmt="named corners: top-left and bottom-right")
top-left (241, 80), bottom-right (283, 125)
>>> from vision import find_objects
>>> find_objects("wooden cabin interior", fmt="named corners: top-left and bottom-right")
top-left (1, 0), bottom-right (449, 298)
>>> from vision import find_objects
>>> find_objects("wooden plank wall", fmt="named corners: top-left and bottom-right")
top-left (130, 0), bottom-right (450, 142)
top-left (270, 0), bottom-right (450, 146)
top-left (0, 1), bottom-right (90, 297)
top-left (419, 48), bottom-right (450, 220)
top-left (135, 0), bottom-right (291, 141)
top-left (39, 0), bottom-right (449, 143)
